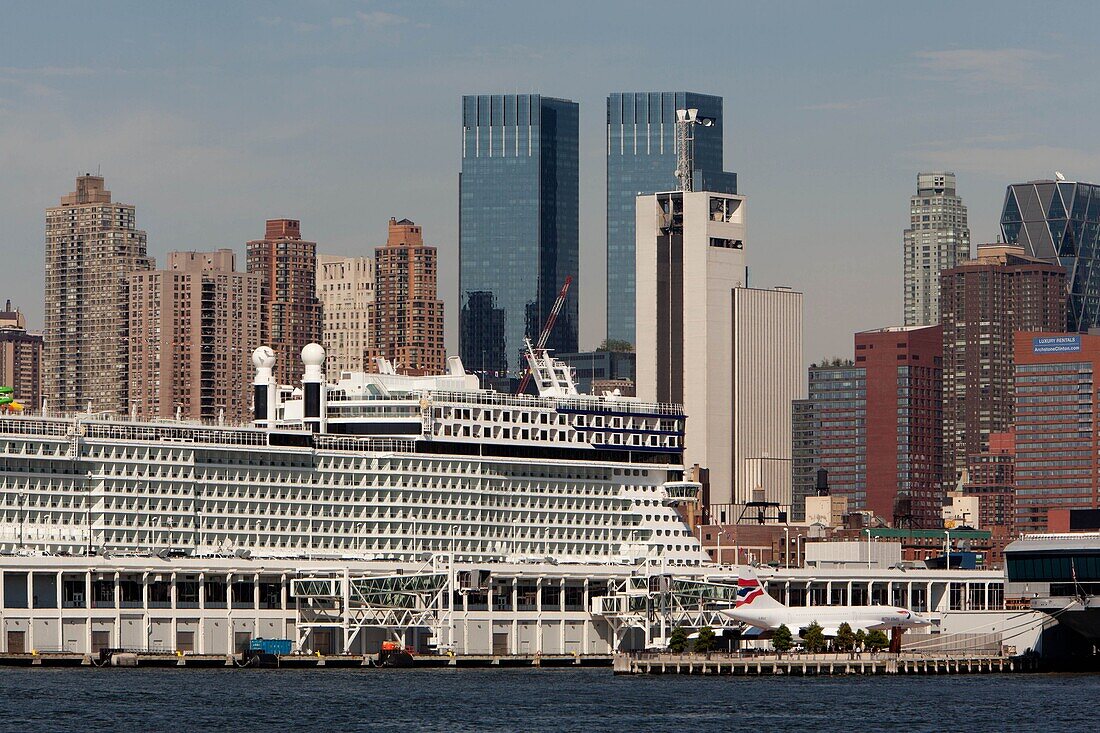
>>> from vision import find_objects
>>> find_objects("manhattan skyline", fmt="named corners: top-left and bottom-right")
top-left (2, 1), bottom-right (1098, 362)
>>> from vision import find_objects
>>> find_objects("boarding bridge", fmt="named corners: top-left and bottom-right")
top-left (592, 566), bottom-right (744, 649)
top-left (292, 558), bottom-right (451, 654)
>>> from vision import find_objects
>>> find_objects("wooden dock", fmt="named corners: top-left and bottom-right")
top-left (614, 652), bottom-right (1038, 676)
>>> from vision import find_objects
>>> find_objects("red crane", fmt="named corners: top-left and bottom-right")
top-left (517, 276), bottom-right (573, 395)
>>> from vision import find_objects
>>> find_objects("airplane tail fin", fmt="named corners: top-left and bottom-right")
top-left (735, 569), bottom-right (783, 609)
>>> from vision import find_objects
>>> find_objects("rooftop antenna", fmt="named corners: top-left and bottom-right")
top-left (1055, 171), bottom-right (1066, 182)
top-left (674, 108), bottom-right (713, 192)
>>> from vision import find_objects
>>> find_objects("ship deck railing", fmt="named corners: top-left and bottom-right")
top-left (427, 390), bottom-right (684, 417)
top-left (0, 414), bottom-right (418, 454)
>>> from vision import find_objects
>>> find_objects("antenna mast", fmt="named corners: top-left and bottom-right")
top-left (675, 109), bottom-right (695, 192)
top-left (675, 108), bottom-right (714, 192)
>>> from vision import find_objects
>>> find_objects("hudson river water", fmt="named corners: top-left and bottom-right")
top-left (1, 667), bottom-right (1096, 732)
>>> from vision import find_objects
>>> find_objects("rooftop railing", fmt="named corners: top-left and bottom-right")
top-left (427, 390), bottom-right (684, 417)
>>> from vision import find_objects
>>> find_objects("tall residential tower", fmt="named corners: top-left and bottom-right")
top-left (247, 219), bottom-right (323, 386)
top-left (903, 172), bottom-right (970, 326)
top-left (368, 217), bottom-right (445, 376)
top-left (940, 244), bottom-right (1066, 487)
top-left (606, 92), bottom-right (736, 345)
top-left (128, 250), bottom-right (260, 423)
top-left (44, 175), bottom-right (152, 414)
top-left (792, 327), bottom-right (943, 528)
top-left (0, 302), bottom-right (43, 410)
top-left (317, 255), bottom-right (375, 375)
top-left (460, 94), bottom-right (578, 376)
top-left (1014, 333), bottom-right (1100, 533)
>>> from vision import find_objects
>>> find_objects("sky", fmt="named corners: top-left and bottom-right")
top-left (1, 1), bottom-right (1097, 363)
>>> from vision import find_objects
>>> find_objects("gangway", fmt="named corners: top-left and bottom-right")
top-left (293, 556), bottom-right (452, 654)
top-left (592, 562), bottom-right (745, 649)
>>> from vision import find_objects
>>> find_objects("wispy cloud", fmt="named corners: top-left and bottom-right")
top-left (277, 10), bottom-right (411, 33)
top-left (800, 97), bottom-right (882, 112)
top-left (460, 43), bottom-right (548, 64)
top-left (356, 10), bottom-right (409, 28)
top-left (907, 142), bottom-right (1098, 180)
top-left (920, 132), bottom-right (1026, 148)
top-left (256, 16), bottom-right (320, 33)
top-left (0, 66), bottom-right (97, 78)
top-left (913, 48), bottom-right (1054, 89)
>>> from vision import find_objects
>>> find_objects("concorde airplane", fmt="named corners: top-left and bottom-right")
top-left (721, 570), bottom-right (932, 636)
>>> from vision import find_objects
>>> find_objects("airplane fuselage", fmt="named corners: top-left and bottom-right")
top-left (724, 605), bottom-right (929, 635)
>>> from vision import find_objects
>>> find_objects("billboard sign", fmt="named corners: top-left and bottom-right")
top-left (1033, 335), bottom-right (1082, 354)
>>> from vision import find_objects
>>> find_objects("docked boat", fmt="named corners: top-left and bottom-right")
top-left (1005, 532), bottom-right (1100, 648)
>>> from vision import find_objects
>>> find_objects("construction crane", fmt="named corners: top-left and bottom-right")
top-left (517, 275), bottom-right (573, 395)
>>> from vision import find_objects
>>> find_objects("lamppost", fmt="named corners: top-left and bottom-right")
top-left (783, 527), bottom-right (790, 570)
top-left (944, 530), bottom-right (951, 572)
top-left (864, 528), bottom-right (872, 570)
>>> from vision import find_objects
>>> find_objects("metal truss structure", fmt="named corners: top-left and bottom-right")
top-left (592, 564), bottom-right (744, 648)
top-left (292, 556), bottom-right (452, 654)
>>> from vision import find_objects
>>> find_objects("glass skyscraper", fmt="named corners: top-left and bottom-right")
top-left (460, 94), bottom-right (579, 376)
top-left (1001, 178), bottom-right (1100, 332)
top-left (605, 92), bottom-right (736, 345)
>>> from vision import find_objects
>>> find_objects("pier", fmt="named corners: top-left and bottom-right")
top-left (0, 651), bottom-right (614, 669)
top-left (613, 651), bottom-right (1038, 675)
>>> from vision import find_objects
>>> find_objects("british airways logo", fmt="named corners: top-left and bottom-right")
top-left (735, 579), bottom-right (764, 607)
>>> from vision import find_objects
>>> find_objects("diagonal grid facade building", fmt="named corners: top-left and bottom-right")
top-left (1001, 178), bottom-right (1100, 332)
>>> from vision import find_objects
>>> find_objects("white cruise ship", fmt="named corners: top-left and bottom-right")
top-left (0, 344), bottom-right (706, 566)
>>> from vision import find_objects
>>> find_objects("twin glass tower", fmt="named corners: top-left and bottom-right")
top-left (605, 92), bottom-right (736, 344)
top-left (459, 92), bottom-right (736, 376)
top-left (459, 94), bottom-right (579, 376)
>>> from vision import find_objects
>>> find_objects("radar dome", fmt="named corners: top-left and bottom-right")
top-left (301, 343), bottom-right (326, 366)
top-left (251, 346), bottom-right (276, 368)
